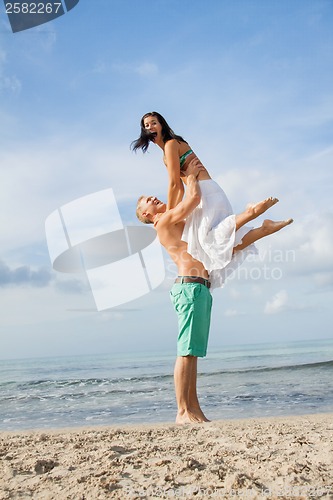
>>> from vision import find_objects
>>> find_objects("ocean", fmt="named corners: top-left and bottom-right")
top-left (0, 338), bottom-right (332, 431)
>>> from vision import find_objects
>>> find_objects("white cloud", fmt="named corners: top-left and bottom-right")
top-left (224, 308), bottom-right (244, 317)
top-left (92, 60), bottom-right (108, 74)
top-left (0, 259), bottom-right (52, 287)
top-left (0, 75), bottom-right (21, 93)
top-left (0, 48), bottom-right (6, 64)
top-left (214, 169), bottom-right (284, 211)
top-left (264, 290), bottom-right (288, 314)
top-left (0, 135), bottom-right (165, 255)
top-left (228, 287), bottom-right (242, 299)
top-left (287, 213), bottom-right (333, 280)
top-left (35, 26), bottom-right (57, 51)
top-left (313, 272), bottom-right (333, 289)
top-left (299, 220), bottom-right (333, 261)
top-left (111, 61), bottom-right (158, 77)
top-left (136, 62), bottom-right (158, 76)
top-left (0, 47), bottom-right (21, 94)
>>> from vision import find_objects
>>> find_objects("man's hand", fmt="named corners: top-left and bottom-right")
top-left (159, 162), bottom-right (201, 227)
top-left (185, 158), bottom-right (205, 178)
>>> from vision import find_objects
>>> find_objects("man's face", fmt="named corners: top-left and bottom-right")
top-left (139, 196), bottom-right (165, 220)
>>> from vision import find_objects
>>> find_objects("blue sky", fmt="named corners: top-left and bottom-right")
top-left (0, 0), bottom-right (332, 359)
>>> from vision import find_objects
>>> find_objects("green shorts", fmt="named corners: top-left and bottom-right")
top-left (170, 283), bottom-right (213, 358)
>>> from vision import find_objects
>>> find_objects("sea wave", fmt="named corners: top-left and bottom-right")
top-left (1, 359), bottom-right (332, 394)
top-left (202, 359), bottom-right (333, 377)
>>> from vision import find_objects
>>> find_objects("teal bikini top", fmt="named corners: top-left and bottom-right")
top-left (179, 149), bottom-right (193, 170)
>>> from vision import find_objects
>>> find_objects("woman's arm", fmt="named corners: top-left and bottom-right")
top-left (164, 140), bottom-right (184, 210)
top-left (159, 173), bottom-right (201, 226)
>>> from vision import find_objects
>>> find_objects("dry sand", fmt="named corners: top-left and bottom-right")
top-left (0, 413), bottom-right (332, 499)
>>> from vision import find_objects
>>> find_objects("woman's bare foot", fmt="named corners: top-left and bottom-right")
top-left (176, 409), bottom-right (210, 425)
top-left (235, 197), bottom-right (280, 231)
top-left (262, 218), bottom-right (293, 234)
top-left (246, 197), bottom-right (279, 218)
top-left (234, 217), bottom-right (293, 251)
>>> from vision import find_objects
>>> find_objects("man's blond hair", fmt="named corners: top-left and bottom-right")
top-left (136, 195), bottom-right (153, 224)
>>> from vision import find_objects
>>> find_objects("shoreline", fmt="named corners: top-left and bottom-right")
top-left (1, 410), bottom-right (332, 436)
top-left (1, 413), bottom-right (332, 499)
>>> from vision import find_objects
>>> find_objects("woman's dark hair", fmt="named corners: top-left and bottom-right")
top-left (131, 112), bottom-right (186, 153)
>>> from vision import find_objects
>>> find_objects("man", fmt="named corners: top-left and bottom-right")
top-left (136, 163), bottom-right (212, 424)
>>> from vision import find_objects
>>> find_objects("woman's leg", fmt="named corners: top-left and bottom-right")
top-left (235, 197), bottom-right (279, 231)
top-left (234, 218), bottom-right (293, 252)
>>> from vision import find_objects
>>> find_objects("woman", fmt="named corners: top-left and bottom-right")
top-left (132, 112), bottom-right (292, 287)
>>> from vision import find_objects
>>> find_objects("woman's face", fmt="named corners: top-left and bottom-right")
top-left (143, 115), bottom-right (162, 140)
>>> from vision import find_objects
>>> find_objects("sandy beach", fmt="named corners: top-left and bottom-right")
top-left (0, 413), bottom-right (332, 499)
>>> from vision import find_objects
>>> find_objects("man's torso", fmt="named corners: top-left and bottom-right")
top-left (156, 218), bottom-right (209, 279)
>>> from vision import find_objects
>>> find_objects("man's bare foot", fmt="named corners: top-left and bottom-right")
top-left (262, 218), bottom-right (293, 235)
top-left (176, 409), bottom-right (210, 425)
top-left (246, 197), bottom-right (279, 218)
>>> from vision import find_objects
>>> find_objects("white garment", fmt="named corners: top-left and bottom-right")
top-left (182, 179), bottom-right (258, 289)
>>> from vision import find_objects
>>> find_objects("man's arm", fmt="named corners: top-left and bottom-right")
top-left (159, 173), bottom-right (201, 226)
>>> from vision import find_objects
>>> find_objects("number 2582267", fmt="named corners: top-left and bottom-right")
top-left (5, 3), bottom-right (62, 14)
